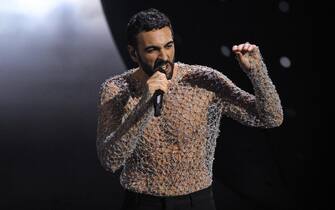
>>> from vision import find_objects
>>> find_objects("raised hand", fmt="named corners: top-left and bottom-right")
top-left (232, 42), bottom-right (262, 72)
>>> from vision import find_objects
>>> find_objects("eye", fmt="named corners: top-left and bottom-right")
top-left (145, 47), bottom-right (158, 53)
top-left (166, 43), bottom-right (174, 48)
top-left (146, 48), bottom-right (154, 53)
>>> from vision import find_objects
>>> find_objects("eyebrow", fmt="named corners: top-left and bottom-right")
top-left (144, 40), bottom-right (174, 51)
top-left (165, 40), bottom-right (174, 46)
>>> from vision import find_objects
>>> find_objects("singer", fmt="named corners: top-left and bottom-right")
top-left (96, 8), bottom-right (283, 210)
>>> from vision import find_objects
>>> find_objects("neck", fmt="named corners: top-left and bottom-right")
top-left (133, 67), bottom-right (149, 85)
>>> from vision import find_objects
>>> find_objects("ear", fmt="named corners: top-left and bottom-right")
top-left (128, 45), bottom-right (138, 63)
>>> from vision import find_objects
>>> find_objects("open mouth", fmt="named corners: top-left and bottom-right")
top-left (154, 61), bottom-right (173, 79)
top-left (161, 64), bottom-right (168, 71)
top-left (164, 63), bottom-right (174, 80)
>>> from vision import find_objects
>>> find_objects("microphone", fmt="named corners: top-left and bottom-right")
top-left (153, 61), bottom-right (167, 117)
top-left (153, 89), bottom-right (164, 117)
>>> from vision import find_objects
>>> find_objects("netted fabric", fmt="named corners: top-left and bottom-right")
top-left (96, 57), bottom-right (283, 196)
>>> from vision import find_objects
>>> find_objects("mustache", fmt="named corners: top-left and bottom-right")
top-left (153, 59), bottom-right (173, 72)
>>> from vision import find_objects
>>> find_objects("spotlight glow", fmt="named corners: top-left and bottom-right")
top-left (280, 56), bottom-right (291, 68)
top-left (220, 45), bottom-right (231, 57)
top-left (15, 0), bottom-right (60, 17)
top-left (279, 1), bottom-right (290, 13)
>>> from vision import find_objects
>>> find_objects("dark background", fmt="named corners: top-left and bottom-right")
top-left (1, 0), bottom-right (319, 209)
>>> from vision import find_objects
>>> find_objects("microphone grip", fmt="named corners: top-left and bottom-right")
top-left (153, 89), bottom-right (164, 117)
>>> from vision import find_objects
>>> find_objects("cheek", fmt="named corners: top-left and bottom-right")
top-left (169, 48), bottom-right (175, 58)
top-left (142, 54), bottom-right (158, 65)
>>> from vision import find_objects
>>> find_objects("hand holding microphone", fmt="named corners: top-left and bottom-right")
top-left (145, 66), bottom-right (170, 117)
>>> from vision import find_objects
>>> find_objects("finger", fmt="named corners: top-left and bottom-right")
top-left (232, 45), bottom-right (238, 51)
top-left (151, 71), bottom-right (160, 79)
top-left (152, 84), bottom-right (167, 92)
top-left (159, 74), bottom-right (168, 81)
top-left (153, 72), bottom-right (167, 80)
top-left (160, 71), bottom-right (168, 79)
top-left (247, 44), bottom-right (253, 51)
top-left (235, 51), bottom-right (243, 60)
top-left (154, 70), bottom-right (166, 75)
top-left (159, 84), bottom-right (168, 93)
top-left (250, 45), bottom-right (260, 55)
top-left (154, 71), bottom-right (165, 77)
top-left (154, 79), bottom-right (168, 85)
top-left (243, 44), bottom-right (249, 51)
top-left (238, 44), bottom-right (244, 51)
top-left (148, 78), bottom-right (166, 86)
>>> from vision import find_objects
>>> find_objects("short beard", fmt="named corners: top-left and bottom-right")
top-left (137, 51), bottom-right (175, 80)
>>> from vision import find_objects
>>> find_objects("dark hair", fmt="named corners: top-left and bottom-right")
top-left (126, 8), bottom-right (173, 48)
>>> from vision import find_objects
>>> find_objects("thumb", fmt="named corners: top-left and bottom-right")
top-left (235, 51), bottom-right (243, 61)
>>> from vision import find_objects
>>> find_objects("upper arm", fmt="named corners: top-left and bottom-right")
top-left (210, 69), bottom-right (257, 112)
top-left (181, 65), bottom-right (255, 107)
top-left (97, 79), bottom-right (126, 142)
top-left (181, 65), bottom-right (262, 126)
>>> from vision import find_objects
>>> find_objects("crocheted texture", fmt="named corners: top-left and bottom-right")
top-left (96, 57), bottom-right (283, 196)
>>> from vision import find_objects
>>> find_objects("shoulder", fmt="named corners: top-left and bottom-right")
top-left (99, 69), bottom-right (136, 93)
top-left (177, 62), bottom-right (229, 83)
top-left (98, 68), bottom-right (135, 103)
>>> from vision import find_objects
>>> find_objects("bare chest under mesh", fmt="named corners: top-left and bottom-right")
top-left (124, 83), bottom-right (215, 173)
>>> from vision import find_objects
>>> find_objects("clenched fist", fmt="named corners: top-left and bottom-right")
top-left (232, 42), bottom-right (263, 72)
top-left (145, 71), bottom-right (171, 97)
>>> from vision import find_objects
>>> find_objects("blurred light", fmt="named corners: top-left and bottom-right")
top-left (278, 1), bottom-right (290, 13)
top-left (280, 56), bottom-right (291, 68)
top-left (10, 0), bottom-right (60, 17)
top-left (0, 0), bottom-right (87, 18)
top-left (0, 0), bottom-right (101, 36)
top-left (220, 45), bottom-right (231, 57)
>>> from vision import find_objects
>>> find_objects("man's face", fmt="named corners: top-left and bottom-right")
top-left (131, 26), bottom-right (175, 80)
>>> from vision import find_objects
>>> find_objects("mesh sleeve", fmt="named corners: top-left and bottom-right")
top-left (96, 78), bottom-right (154, 173)
top-left (182, 57), bottom-right (283, 128)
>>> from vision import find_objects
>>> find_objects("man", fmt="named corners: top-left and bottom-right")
top-left (96, 8), bottom-right (283, 210)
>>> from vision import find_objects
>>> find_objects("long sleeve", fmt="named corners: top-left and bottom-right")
top-left (102, 62), bottom-right (282, 196)
top-left (182, 57), bottom-right (283, 128)
top-left (96, 78), bottom-right (154, 173)
top-left (220, 60), bottom-right (283, 128)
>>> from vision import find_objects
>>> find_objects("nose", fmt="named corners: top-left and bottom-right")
top-left (158, 49), bottom-right (168, 61)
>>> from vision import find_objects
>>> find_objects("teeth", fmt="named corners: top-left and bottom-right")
top-left (162, 64), bottom-right (167, 70)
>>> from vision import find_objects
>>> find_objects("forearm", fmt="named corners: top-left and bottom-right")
top-left (97, 90), bottom-right (153, 173)
top-left (245, 59), bottom-right (283, 128)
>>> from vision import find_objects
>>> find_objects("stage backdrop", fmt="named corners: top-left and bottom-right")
top-left (0, 0), bottom-right (317, 210)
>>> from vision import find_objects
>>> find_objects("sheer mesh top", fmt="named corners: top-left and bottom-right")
top-left (96, 54), bottom-right (283, 196)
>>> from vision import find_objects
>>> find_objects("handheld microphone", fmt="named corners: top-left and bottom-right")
top-left (153, 61), bottom-right (167, 117)
top-left (153, 89), bottom-right (164, 117)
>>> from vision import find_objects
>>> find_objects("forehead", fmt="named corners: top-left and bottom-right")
top-left (136, 26), bottom-right (173, 47)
